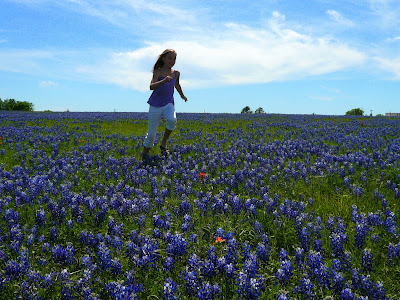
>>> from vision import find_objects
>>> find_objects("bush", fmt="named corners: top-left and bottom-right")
top-left (0, 98), bottom-right (34, 111)
top-left (345, 108), bottom-right (364, 116)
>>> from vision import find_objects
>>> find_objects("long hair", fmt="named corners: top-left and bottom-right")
top-left (152, 49), bottom-right (176, 72)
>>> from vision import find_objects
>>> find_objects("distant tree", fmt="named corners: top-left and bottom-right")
top-left (345, 108), bottom-right (364, 116)
top-left (14, 101), bottom-right (33, 111)
top-left (4, 98), bottom-right (16, 111)
top-left (0, 98), bottom-right (34, 111)
top-left (254, 107), bottom-right (265, 114)
top-left (241, 106), bottom-right (253, 114)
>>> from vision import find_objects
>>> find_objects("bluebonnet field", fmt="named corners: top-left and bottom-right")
top-left (0, 111), bottom-right (399, 299)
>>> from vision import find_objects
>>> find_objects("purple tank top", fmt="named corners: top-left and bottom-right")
top-left (147, 73), bottom-right (176, 107)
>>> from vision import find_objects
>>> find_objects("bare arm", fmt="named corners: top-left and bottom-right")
top-left (150, 70), bottom-right (173, 90)
top-left (174, 71), bottom-right (187, 102)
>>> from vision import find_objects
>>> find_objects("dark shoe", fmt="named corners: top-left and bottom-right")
top-left (160, 145), bottom-right (170, 156)
top-left (142, 152), bottom-right (159, 166)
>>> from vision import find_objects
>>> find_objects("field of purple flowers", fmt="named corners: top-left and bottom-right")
top-left (0, 111), bottom-right (399, 299)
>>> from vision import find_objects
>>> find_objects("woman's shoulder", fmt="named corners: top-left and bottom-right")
top-left (153, 69), bottom-right (162, 77)
top-left (174, 70), bottom-right (180, 77)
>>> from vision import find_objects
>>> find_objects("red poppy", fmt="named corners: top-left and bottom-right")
top-left (200, 172), bottom-right (206, 180)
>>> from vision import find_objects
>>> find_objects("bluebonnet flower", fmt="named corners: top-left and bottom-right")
top-left (294, 247), bottom-right (305, 268)
top-left (299, 227), bottom-right (311, 251)
top-left (294, 276), bottom-right (315, 299)
top-left (137, 215), bottom-right (146, 229)
top-left (307, 250), bottom-right (324, 271)
top-left (314, 239), bottom-right (323, 253)
top-left (26, 269), bottom-right (42, 284)
top-left (50, 225), bottom-right (58, 241)
top-left (153, 228), bottom-right (163, 239)
top-left (61, 284), bottom-right (73, 300)
top-left (66, 219), bottom-right (74, 229)
top-left (207, 246), bottom-right (217, 264)
top-left (279, 249), bottom-right (289, 262)
top-left (361, 249), bottom-right (373, 272)
top-left (178, 198), bottom-right (192, 216)
top-left (340, 287), bottom-right (355, 299)
top-left (332, 270), bottom-right (345, 294)
top-left (35, 208), bottom-right (46, 227)
top-left (354, 222), bottom-right (370, 249)
top-left (253, 221), bottom-right (263, 235)
top-left (314, 263), bottom-right (331, 288)
top-left (313, 216), bottom-right (323, 238)
top-left (243, 253), bottom-right (259, 278)
top-left (109, 235), bottom-right (123, 252)
top-left (5, 259), bottom-right (22, 279)
top-left (236, 271), bottom-right (265, 300)
top-left (189, 234), bottom-right (197, 243)
top-left (197, 282), bottom-right (220, 299)
top-left (231, 195), bottom-right (242, 215)
top-left (201, 259), bottom-right (216, 278)
top-left (387, 242), bottom-right (400, 264)
top-left (325, 215), bottom-right (336, 232)
top-left (188, 254), bottom-right (201, 269)
top-left (38, 258), bottom-right (47, 266)
top-left (225, 238), bottom-right (238, 264)
top-left (111, 258), bottom-right (122, 274)
top-left (277, 291), bottom-right (290, 299)
top-left (163, 256), bottom-right (175, 273)
top-left (224, 262), bottom-right (236, 279)
top-left (181, 269), bottom-right (199, 296)
top-left (163, 278), bottom-right (179, 300)
top-left (242, 242), bottom-right (252, 261)
top-left (256, 243), bottom-right (269, 262)
top-left (332, 259), bottom-right (342, 271)
top-left (97, 243), bottom-right (112, 270)
top-left (80, 230), bottom-right (99, 248)
top-left (373, 281), bottom-right (387, 299)
top-left (275, 259), bottom-right (293, 284)
top-left (51, 244), bottom-right (75, 265)
top-left (166, 233), bottom-right (188, 258)
top-left (105, 281), bottom-right (144, 300)
top-left (371, 234), bottom-right (380, 244)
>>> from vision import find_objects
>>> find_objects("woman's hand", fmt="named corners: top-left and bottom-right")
top-left (164, 76), bottom-right (173, 82)
top-left (182, 95), bottom-right (188, 102)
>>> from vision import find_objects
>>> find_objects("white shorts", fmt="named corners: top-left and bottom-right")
top-left (143, 103), bottom-right (177, 148)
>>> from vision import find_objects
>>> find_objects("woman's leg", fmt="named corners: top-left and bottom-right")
top-left (161, 103), bottom-right (177, 149)
top-left (143, 106), bottom-right (162, 152)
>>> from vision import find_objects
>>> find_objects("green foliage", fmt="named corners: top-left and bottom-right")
top-left (240, 106), bottom-right (252, 114)
top-left (345, 107), bottom-right (364, 116)
top-left (1, 113), bottom-right (400, 298)
top-left (0, 98), bottom-right (34, 111)
top-left (254, 107), bottom-right (265, 114)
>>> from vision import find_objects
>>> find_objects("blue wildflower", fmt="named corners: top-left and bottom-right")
top-left (163, 278), bottom-right (179, 300)
top-left (361, 249), bottom-right (373, 273)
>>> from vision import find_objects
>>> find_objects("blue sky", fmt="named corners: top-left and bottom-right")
top-left (0, 0), bottom-right (399, 115)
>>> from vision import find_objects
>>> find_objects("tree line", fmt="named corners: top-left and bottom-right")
top-left (0, 98), bottom-right (34, 111)
top-left (241, 106), bottom-right (265, 114)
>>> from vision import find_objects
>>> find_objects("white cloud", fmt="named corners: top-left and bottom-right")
top-left (310, 96), bottom-right (334, 102)
top-left (375, 57), bottom-right (400, 79)
top-left (386, 36), bottom-right (400, 42)
top-left (368, 0), bottom-right (400, 28)
top-left (321, 86), bottom-right (341, 93)
top-left (39, 81), bottom-right (59, 87)
top-left (76, 17), bottom-right (366, 91)
top-left (326, 10), bottom-right (354, 26)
